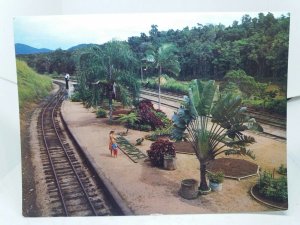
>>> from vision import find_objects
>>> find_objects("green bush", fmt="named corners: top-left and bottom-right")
top-left (277, 164), bottom-right (287, 175)
top-left (265, 99), bottom-right (287, 115)
top-left (96, 108), bottom-right (107, 118)
top-left (207, 171), bottom-right (224, 184)
top-left (140, 124), bottom-right (152, 132)
top-left (70, 92), bottom-right (81, 102)
top-left (258, 171), bottom-right (288, 202)
top-left (143, 75), bottom-right (189, 94)
top-left (224, 69), bottom-right (267, 98)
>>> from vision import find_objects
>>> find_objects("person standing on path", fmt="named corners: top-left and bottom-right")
top-left (65, 73), bottom-right (70, 90)
top-left (109, 131), bottom-right (118, 158)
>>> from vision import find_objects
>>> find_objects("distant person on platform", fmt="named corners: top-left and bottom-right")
top-left (65, 73), bottom-right (70, 89)
top-left (109, 131), bottom-right (118, 158)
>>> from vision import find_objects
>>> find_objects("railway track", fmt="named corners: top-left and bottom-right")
top-left (38, 83), bottom-right (120, 216)
top-left (140, 88), bottom-right (286, 141)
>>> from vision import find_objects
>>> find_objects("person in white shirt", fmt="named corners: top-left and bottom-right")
top-left (65, 73), bottom-right (70, 89)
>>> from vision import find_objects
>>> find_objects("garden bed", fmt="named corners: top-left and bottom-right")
top-left (173, 141), bottom-right (194, 154)
top-left (250, 184), bottom-right (288, 210)
top-left (206, 158), bottom-right (259, 180)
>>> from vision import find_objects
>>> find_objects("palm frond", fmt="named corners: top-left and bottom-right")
top-left (224, 147), bottom-right (256, 160)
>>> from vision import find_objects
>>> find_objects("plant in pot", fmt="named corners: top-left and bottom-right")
top-left (147, 139), bottom-right (176, 170)
top-left (207, 171), bottom-right (224, 192)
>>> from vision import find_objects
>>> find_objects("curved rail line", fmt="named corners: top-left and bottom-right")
top-left (39, 83), bottom-right (116, 216)
top-left (140, 88), bottom-right (286, 141)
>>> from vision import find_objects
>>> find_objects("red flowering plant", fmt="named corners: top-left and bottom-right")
top-left (147, 139), bottom-right (176, 167)
top-left (137, 100), bottom-right (164, 130)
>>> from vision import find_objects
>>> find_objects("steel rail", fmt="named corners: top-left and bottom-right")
top-left (41, 87), bottom-right (69, 216)
top-left (140, 89), bottom-right (286, 141)
top-left (51, 92), bottom-right (98, 216)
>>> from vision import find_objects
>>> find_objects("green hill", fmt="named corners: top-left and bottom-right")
top-left (15, 43), bottom-right (52, 55)
top-left (17, 60), bottom-right (52, 110)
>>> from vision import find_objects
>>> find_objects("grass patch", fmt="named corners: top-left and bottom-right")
top-left (143, 75), bottom-right (189, 94)
top-left (17, 60), bottom-right (52, 111)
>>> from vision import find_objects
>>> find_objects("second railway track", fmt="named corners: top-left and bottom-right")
top-left (140, 88), bottom-right (286, 141)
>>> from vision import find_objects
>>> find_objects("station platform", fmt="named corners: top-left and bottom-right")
top-left (60, 99), bottom-right (284, 215)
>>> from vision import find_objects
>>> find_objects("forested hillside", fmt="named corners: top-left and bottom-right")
top-left (17, 13), bottom-right (289, 84)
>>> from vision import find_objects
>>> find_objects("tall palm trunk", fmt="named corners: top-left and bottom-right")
top-left (199, 162), bottom-right (209, 191)
top-left (109, 61), bottom-right (113, 122)
top-left (158, 65), bottom-right (162, 109)
top-left (140, 66), bottom-right (144, 82)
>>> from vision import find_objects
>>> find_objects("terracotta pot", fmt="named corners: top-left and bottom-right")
top-left (180, 179), bottom-right (198, 199)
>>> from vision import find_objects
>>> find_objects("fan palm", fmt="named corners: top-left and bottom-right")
top-left (172, 79), bottom-right (263, 191)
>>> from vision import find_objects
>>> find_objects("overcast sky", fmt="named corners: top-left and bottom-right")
top-left (14, 12), bottom-right (287, 50)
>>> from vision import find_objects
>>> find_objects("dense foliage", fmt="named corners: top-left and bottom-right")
top-left (18, 13), bottom-right (289, 84)
top-left (144, 75), bottom-right (189, 94)
top-left (277, 164), bottom-right (287, 175)
top-left (137, 100), bottom-right (165, 129)
top-left (147, 139), bottom-right (176, 167)
top-left (16, 13), bottom-right (288, 116)
top-left (258, 171), bottom-right (288, 202)
top-left (96, 108), bottom-right (107, 118)
top-left (128, 13), bottom-right (289, 82)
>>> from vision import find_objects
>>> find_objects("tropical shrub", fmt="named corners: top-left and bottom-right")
top-left (265, 99), bottom-right (287, 115)
top-left (258, 171), bottom-right (288, 202)
top-left (145, 123), bottom-right (174, 141)
top-left (277, 164), bottom-right (287, 175)
top-left (224, 69), bottom-right (267, 98)
top-left (117, 112), bottom-right (140, 128)
top-left (70, 92), bottom-right (81, 102)
top-left (172, 79), bottom-right (262, 191)
top-left (207, 171), bottom-right (224, 184)
top-left (140, 124), bottom-right (152, 132)
top-left (96, 108), bottom-right (107, 118)
top-left (147, 139), bottom-right (176, 167)
top-left (138, 100), bottom-right (164, 129)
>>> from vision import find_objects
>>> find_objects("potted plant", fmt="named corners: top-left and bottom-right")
top-left (207, 171), bottom-right (224, 192)
top-left (147, 139), bottom-right (176, 169)
top-left (163, 154), bottom-right (176, 170)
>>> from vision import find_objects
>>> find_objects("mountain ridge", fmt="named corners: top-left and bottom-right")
top-left (15, 43), bottom-right (53, 55)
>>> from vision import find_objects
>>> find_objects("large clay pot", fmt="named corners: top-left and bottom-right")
top-left (180, 179), bottom-right (198, 199)
top-left (163, 155), bottom-right (176, 170)
top-left (209, 181), bottom-right (223, 192)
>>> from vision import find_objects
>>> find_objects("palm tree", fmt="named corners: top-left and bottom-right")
top-left (75, 41), bottom-right (140, 120)
top-left (172, 79), bottom-right (263, 191)
top-left (146, 43), bottom-right (180, 109)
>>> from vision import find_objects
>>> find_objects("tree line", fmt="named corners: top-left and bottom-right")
top-left (18, 12), bottom-right (289, 84)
